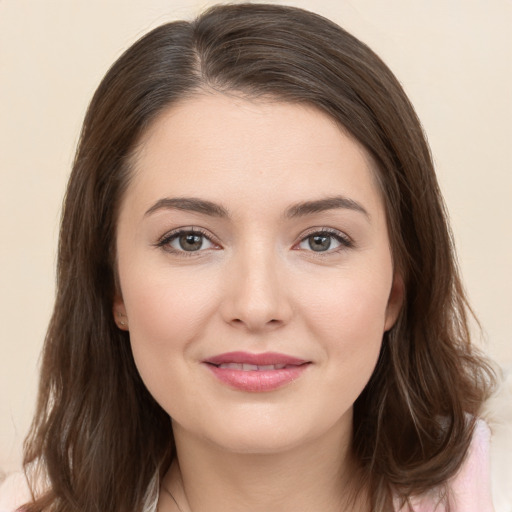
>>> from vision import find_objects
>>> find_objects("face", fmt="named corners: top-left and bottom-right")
top-left (114, 93), bottom-right (403, 454)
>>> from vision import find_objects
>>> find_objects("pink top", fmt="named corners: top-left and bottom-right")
top-left (0, 420), bottom-right (493, 512)
top-left (394, 420), bottom-right (494, 511)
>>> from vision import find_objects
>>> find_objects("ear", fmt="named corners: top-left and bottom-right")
top-left (113, 293), bottom-right (129, 331)
top-left (384, 272), bottom-right (404, 332)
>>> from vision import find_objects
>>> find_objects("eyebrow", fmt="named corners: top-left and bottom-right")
top-left (284, 196), bottom-right (370, 220)
top-left (145, 197), bottom-right (229, 217)
top-left (144, 195), bottom-right (369, 220)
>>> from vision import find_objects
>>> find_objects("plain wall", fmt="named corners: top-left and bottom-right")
top-left (1, 0), bottom-right (511, 475)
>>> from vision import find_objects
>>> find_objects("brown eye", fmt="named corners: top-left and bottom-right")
top-left (178, 233), bottom-right (204, 251)
top-left (297, 230), bottom-right (352, 253)
top-left (307, 234), bottom-right (332, 252)
top-left (163, 231), bottom-right (216, 252)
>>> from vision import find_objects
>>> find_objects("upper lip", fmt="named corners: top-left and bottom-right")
top-left (204, 351), bottom-right (308, 366)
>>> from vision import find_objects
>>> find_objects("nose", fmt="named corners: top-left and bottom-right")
top-left (220, 246), bottom-right (293, 332)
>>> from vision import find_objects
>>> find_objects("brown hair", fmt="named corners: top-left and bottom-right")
top-left (23, 3), bottom-right (495, 511)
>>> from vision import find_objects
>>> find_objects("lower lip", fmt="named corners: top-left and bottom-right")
top-left (205, 364), bottom-right (309, 392)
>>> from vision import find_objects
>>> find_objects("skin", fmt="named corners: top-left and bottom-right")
top-left (114, 93), bottom-right (403, 512)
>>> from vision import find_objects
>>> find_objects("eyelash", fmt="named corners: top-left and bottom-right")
top-left (155, 227), bottom-right (220, 256)
top-left (294, 227), bottom-right (354, 254)
top-left (155, 227), bottom-right (354, 256)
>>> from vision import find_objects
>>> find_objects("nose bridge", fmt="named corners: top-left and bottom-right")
top-left (222, 239), bottom-right (291, 331)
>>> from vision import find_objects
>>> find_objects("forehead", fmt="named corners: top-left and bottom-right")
top-left (125, 92), bottom-right (385, 219)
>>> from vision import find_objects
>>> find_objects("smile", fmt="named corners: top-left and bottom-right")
top-left (203, 352), bottom-right (310, 392)
top-left (217, 363), bottom-right (291, 371)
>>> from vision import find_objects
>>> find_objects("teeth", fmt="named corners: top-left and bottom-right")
top-left (220, 363), bottom-right (243, 370)
top-left (217, 363), bottom-right (288, 371)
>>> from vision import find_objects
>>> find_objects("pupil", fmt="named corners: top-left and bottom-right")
top-left (309, 234), bottom-right (331, 251)
top-left (180, 233), bottom-right (202, 251)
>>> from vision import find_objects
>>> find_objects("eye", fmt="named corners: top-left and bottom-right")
top-left (157, 229), bottom-right (218, 253)
top-left (172, 232), bottom-right (213, 252)
top-left (297, 230), bottom-right (352, 253)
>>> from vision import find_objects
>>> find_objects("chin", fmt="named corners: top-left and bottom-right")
top-left (206, 425), bottom-right (315, 455)
top-left (174, 402), bottom-right (353, 456)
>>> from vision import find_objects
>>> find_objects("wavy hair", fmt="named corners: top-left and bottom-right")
top-left (23, 4), bottom-right (495, 511)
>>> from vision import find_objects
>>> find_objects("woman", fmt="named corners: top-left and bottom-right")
top-left (0, 3), bottom-right (495, 511)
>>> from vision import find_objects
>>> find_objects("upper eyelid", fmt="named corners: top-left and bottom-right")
top-left (294, 227), bottom-right (354, 252)
top-left (160, 226), bottom-right (210, 238)
top-left (156, 227), bottom-right (220, 247)
top-left (155, 226), bottom-right (352, 249)
top-left (298, 226), bottom-right (351, 241)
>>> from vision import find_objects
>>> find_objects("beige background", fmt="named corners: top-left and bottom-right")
top-left (1, 0), bottom-right (511, 505)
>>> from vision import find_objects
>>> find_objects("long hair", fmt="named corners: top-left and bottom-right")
top-left (23, 4), bottom-right (495, 511)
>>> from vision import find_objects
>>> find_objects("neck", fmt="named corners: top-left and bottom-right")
top-left (159, 418), bottom-right (369, 512)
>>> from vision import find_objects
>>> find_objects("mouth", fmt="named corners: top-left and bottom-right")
top-left (212, 362), bottom-right (298, 371)
top-left (204, 351), bottom-right (308, 367)
top-left (203, 351), bottom-right (311, 392)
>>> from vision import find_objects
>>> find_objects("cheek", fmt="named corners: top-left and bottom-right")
top-left (120, 267), bottom-right (219, 378)
top-left (124, 265), bottom-right (216, 333)
top-left (305, 271), bottom-right (391, 341)
top-left (299, 266), bottom-right (391, 381)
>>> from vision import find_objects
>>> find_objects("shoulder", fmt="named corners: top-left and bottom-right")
top-left (395, 419), bottom-right (494, 512)
top-left (445, 419), bottom-right (493, 511)
top-left (0, 472), bottom-right (31, 512)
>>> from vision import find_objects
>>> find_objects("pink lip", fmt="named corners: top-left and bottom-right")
top-left (203, 351), bottom-right (310, 392)
top-left (205, 351), bottom-right (307, 366)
